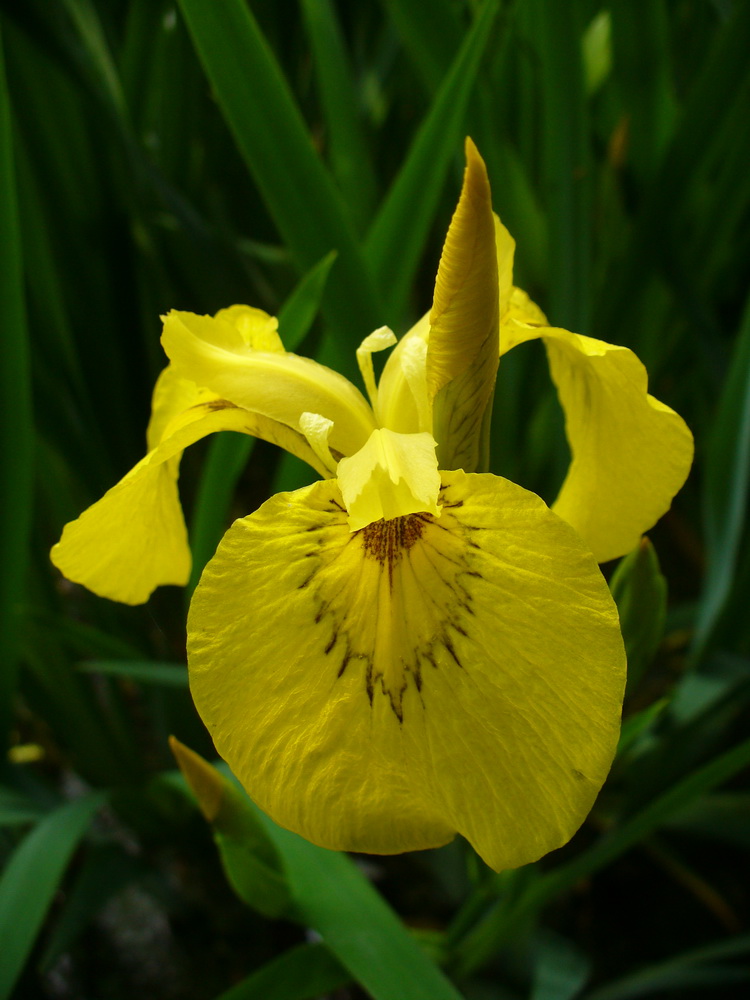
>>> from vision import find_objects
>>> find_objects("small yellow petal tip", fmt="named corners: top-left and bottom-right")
top-left (169, 735), bottom-right (224, 823)
top-left (463, 135), bottom-right (487, 183)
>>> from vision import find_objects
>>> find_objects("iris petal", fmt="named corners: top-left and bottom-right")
top-left (161, 310), bottom-right (376, 457)
top-left (51, 401), bottom-right (333, 605)
top-left (502, 318), bottom-right (694, 562)
top-left (188, 471), bottom-right (625, 871)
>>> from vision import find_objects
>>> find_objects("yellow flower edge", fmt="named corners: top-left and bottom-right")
top-left (501, 310), bottom-right (694, 562)
top-left (50, 390), bottom-right (333, 605)
top-left (187, 470), bottom-right (626, 872)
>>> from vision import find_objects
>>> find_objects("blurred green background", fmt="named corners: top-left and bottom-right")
top-left (1, 0), bottom-right (750, 997)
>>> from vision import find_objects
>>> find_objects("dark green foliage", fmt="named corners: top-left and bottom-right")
top-left (1, 1), bottom-right (749, 997)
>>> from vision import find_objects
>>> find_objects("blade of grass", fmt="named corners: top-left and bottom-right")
top-left (0, 786), bottom-right (46, 827)
top-left (215, 942), bottom-right (351, 1000)
top-left (691, 290), bottom-right (750, 662)
top-left (58, 0), bottom-right (128, 119)
top-left (609, 0), bottom-right (677, 183)
top-left (37, 843), bottom-right (144, 973)
top-left (0, 792), bottom-right (105, 1000)
top-left (300, 0), bottom-right (378, 233)
top-left (531, 931), bottom-right (590, 1000)
top-left (364, 0), bottom-right (499, 323)
top-left (77, 660), bottom-right (189, 687)
top-left (583, 935), bottom-right (750, 1000)
top-left (523, 0), bottom-right (591, 332)
top-left (176, 0), bottom-right (383, 357)
top-left (260, 818), bottom-right (465, 1000)
top-left (598, 0), bottom-right (750, 350)
top-left (0, 25), bottom-right (33, 748)
top-left (378, 0), bottom-right (462, 93)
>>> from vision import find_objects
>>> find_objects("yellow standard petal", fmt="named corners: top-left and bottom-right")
top-left (188, 472), bottom-right (625, 872)
top-left (376, 312), bottom-right (431, 435)
top-left (501, 319), bottom-right (694, 562)
top-left (161, 309), bottom-right (376, 458)
top-left (427, 138), bottom-right (499, 473)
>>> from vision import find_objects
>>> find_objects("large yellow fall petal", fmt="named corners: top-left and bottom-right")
top-left (51, 400), bottom-right (333, 605)
top-left (501, 319), bottom-right (694, 561)
top-left (161, 310), bottom-right (376, 458)
top-left (188, 472), bottom-right (625, 872)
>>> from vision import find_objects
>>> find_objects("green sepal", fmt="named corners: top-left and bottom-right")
top-left (610, 537), bottom-right (667, 696)
top-left (170, 737), bottom-right (292, 919)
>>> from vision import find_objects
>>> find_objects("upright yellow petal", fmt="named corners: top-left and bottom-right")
top-left (501, 319), bottom-right (694, 561)
top-left (376, 312), bottom-right (431, 435)
top-left (427, 139), bottom-right (499, 472)
top-left (161, 310), bottom-right (376, 458)
top-left (188, 472), bottom-right (625, 872)
top-left (337, 428), bottom-right (441, 530)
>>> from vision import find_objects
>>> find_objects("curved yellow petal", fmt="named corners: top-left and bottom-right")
top-left (427, 139), bottom-right (499, 472)
top-left (505, 285), bottom-right (548, 327)
top-left (188, 472), bottom-right (625, 871)
top-left (494, 215), bottom-right (516, 319)
top-left (146, 364), bottom-right (211, 451)
top-left (214, 304), bottom-right (285, 353)
top-left (356, 326), bottom-right (397, 410)
top-left (161, 310), bottom-right (376, 457)
top-left (52, 399), bottom-right (331, 605)
top-left (337, 428), bottom-right (441, 530)
top-left (376, 312), bottom-right (431, 435)
top-left (501, 320), bottom-right (694, 562)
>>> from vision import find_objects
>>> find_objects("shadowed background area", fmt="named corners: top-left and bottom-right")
top-left (1, 1), bottom-right (749, 998)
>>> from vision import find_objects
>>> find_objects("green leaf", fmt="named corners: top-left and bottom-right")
top-left (0, 793), bottom-right (104, 1000)
top-left (583, 934), bottom-right (750, 1000)
top-left (38, 844), bottom-right (143, 973)
top-left (277, 251), bottom-right (338, 352)
top-left (615, 700), bottom-right (667, 763)
top-left (692, 290), bottom-right (750, 662)
top-left (609, 0), bottom-right (676, 182)
top-left (0, 786), bottom-right (46, 827)
top-left (253, 810), bottom-right (465, 1000)
top-left (77, 660), bottom-right (189, 688)
top-left (582, 11), bottom-right (612, 96)
top-left (58, 0), bottom-right (128, 119)
top-left (610, 538), bottom-right (668, 695)
top-left (664, 792), bottom-right (750, 851)
top-left (365, 0), bottom-right (500, 322)
top-left (379, 0), bottom-right (462, 93)
top-left (522, 0), bottom-right (591, 331)
top-left (171, 739), bottom-right (292, 919)
top-left (599, 0), bottom-right (750, 351)
top-left (214, 942), bottom-right (350, 1000)
top-left (300, 0), bottom-right (378, 232)
top-left (0, 24), bottom-right (33, 747)
top-left (531, 930), bottom-right (590, 1000)
top-left (176, 0), bottom-right (382, 356)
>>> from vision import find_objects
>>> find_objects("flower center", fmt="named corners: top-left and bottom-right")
top-left (359, 514), bottom-right (426, 586)
top-left (302, 488), bottom-right (477, 720)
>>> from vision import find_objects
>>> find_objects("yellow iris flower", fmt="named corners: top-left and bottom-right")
top-left (51, 141), bottom-right (693, 871)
